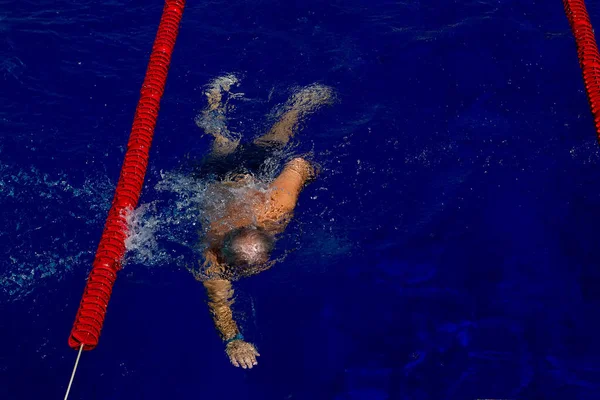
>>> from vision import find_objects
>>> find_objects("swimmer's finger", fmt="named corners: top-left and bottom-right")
top-left (249, 353), bottom-right (258, 367)
top-left (244, 354), bottom-right (255, 369)
top-left (239, 355), bottom-right (250, 369)
top-left (244, 353), bottom-right (255, 368)
top-left (231, 357), bottom-right (241, 368)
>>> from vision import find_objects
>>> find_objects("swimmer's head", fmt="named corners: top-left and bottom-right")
top-left (221, 226), bottom-right (274, 267)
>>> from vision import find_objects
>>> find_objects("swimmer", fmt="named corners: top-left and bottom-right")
top-left (193, 81), bottom-right (334, 369)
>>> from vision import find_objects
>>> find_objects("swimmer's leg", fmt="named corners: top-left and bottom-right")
top-left (196, 75), bottom-right (241, 156)
top-left (254, 84), bottom-right (334, 147)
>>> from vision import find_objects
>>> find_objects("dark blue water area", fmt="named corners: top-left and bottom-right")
top-left (3, 0), bottom-right (600, 399)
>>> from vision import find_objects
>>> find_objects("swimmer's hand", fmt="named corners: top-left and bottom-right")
top-left (287, 157), bottom-right (317, 183)
top-left (226, 340), bottom-right (260, 369)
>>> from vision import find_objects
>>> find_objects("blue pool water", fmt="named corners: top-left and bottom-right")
top-left (2, 0), bottom-right (600, 398)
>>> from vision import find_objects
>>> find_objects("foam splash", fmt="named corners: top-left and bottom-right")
top-left (124, 202), bottom-right (165, 266)
top-left (124, 171), bottom-right (208, 268)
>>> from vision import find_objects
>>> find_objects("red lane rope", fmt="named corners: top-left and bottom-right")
top-left (69, 0), bottom-right (185, 351)
top-left (564, 0), bottom-right (600, 141)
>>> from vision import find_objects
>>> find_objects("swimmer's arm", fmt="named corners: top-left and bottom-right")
top-left (258, 158), bottom-right (314, 227)
top-left (202, 279), bottom-right (241, 342)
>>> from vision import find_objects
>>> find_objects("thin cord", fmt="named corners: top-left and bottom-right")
top-left (64, 344), bottom-right (84, 400)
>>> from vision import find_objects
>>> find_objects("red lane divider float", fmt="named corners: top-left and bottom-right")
top-left (69, 0), bottom-right (186, 351)
top-left (564, 0), bottom-right (600, 141)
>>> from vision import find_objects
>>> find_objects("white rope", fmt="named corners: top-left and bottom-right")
top-left (64, 344), bottom-right (84, 400)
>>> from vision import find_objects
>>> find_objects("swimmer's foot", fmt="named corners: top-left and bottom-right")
top-left (288, 83), bottom-right (335, 114)
top-left (226, 339), bottom-right (260, 369)
top-left (211, 134), bottom-right (239, 156)
top-left (205, 74), bottom-right (240, 111)
top-left (196, 74), bottom-right (241, 155)
top-left (255, 83), bottom-right (335, 147)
